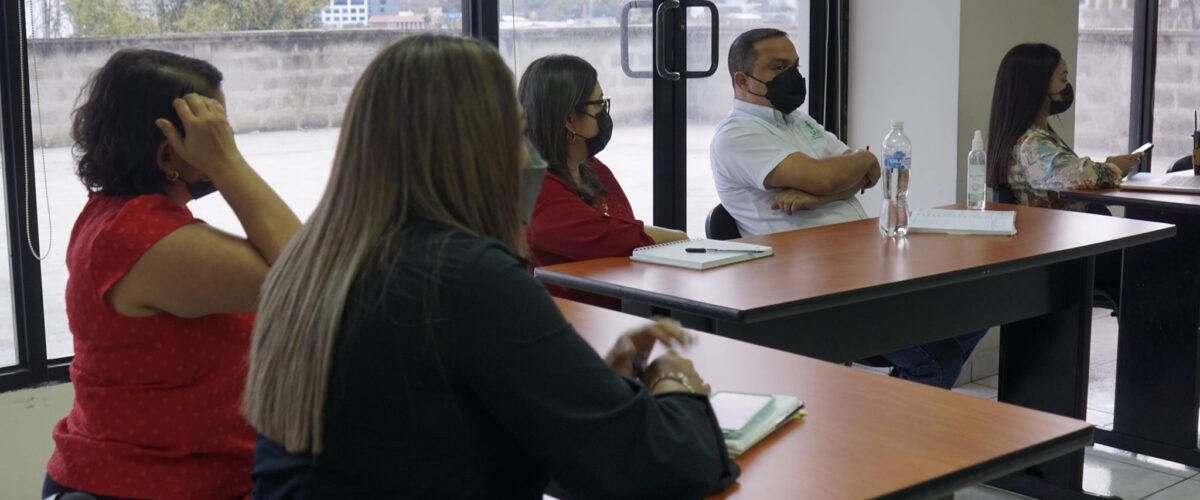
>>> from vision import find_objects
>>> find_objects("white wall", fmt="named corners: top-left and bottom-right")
top-left (0, 383), bottom-right (73, 497)
top-left (848, 0), bottom-right (963, 217)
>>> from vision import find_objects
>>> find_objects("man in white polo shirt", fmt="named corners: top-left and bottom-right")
top-left (710, 29), bottom-right (879, 236)
top-left (710, 28), bottom-right (985, 389)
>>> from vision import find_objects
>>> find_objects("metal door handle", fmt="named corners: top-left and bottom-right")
top-left (654, 0), bottom-right (682, 81)
top-left (682, 0), bottom-right (719, 78)
top-left (619, 1), bottom-right (654, 79)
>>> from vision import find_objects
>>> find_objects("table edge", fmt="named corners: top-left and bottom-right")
top-left (1061, 189), bottom-right (1200, 216)
top-left (537, 225), bottom-right (1175, 324)
top-left (877, 426), bottom-right (1093, 499)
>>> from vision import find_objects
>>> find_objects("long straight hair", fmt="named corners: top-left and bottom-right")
top-left (518, 54), bottom-right (607, 204)
top-left (243, 34), bottom-right (525, 454)
top-left (986, 43), bottom-right (1062, 188)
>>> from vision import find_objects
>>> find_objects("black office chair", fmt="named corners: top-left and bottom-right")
top-left (705, 204), bottom-right (742, 241)
top-left (1168, 155), bottom-right (1193, 173)
top-left (993, 184), bottom-right (1018, 204)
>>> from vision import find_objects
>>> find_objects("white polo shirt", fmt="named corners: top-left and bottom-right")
top-left (709, 100), bottom-right (867, 236)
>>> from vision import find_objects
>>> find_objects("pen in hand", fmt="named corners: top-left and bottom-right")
top-left (862, 145), bottom-right (871, 194)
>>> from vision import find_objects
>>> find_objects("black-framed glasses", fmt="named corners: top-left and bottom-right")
top-left (578, 97), bottom-right (611, 116)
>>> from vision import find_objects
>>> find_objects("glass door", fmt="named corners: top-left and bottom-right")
top-left (498, 0), bottom-right (722, 234)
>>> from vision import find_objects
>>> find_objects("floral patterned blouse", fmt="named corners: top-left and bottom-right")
top-left (1007, 125), bottom-right (1125, 211)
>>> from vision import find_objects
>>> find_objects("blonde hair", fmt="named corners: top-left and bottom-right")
top-left (243, 34), bottom-right (525, 453)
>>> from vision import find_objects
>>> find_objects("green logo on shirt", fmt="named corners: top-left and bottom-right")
top-left (803, 121), bottom-right (823, 140)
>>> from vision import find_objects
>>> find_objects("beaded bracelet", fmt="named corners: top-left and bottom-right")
top-left (648, 371), bottom-right (695, 393)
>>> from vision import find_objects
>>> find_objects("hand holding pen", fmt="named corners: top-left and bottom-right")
top-left (862, 145), bottom-right (880, 194)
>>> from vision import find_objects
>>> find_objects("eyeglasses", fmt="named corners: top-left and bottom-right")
top-left (578, 97), bottom-right (611, 116)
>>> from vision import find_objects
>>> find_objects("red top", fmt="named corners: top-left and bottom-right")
top-left (48, 194), bottom-right (255, 499)
top-left (526, 158), bottom-right (655, 309)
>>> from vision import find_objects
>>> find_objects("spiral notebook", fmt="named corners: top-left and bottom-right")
top-left (630, 239), bottom-right (773, 270)
top-left (907, 209), bottom-right (1017, 236)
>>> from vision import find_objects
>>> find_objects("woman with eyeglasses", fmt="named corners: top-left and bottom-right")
top-left (520, 55), bottom-right (688, 308)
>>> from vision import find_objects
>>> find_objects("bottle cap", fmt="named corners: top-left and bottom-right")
top-left (972, 130), bottom-right (984, 150)
top-left (891, 120), bottom-right (904, 130)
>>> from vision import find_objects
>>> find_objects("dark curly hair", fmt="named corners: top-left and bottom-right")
top-left (72, 49), bottom-right (223, 195)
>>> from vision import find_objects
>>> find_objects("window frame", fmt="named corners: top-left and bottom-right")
top-left (1129, 0), bottom-right (1158, 171)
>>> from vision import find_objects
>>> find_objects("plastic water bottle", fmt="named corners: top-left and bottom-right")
top-left (879, 120), bottom-right (912, 237)
top-left (967, 130), bottom-right (987, 210)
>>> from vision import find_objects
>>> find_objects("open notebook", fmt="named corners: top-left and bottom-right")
top-left (907, 209), bottom-right (1017, 236)
top-left (711, 391), bottom-right (804, 457)
top-left (630, 239), bottom-right (773, 270)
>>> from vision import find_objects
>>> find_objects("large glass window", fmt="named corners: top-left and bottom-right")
top-left (23, 1), bottom-right (461, 359)
top-left (1151, 0), bottom-right (1199, 173)
top-left (1075, 0), bottom-right (1136, 169)
top-left (499, 1), bottom-right (811, 236)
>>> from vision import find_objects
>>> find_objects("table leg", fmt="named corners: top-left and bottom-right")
top-left (997, 256), bottom-right (1094, 491)
top-left (1103, 208), bottom-right (1200, 461)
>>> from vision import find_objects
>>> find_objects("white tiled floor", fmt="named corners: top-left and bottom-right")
top-left (946, 308), bottom-right (1200, 499)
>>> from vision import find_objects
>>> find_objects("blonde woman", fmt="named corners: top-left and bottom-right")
top-left (244, 34), bottom-right (738, 498)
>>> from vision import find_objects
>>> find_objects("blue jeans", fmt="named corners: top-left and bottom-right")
top-left (882, 329), bottom-right (989, 389)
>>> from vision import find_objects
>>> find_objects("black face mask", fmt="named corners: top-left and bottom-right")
top-left (747, 65), bottom-right (807, 115)
top-left (576, 110), bottom-right (613, 157)
top-left (186, 179), bottom-right (218, 200)
top-left (1048, 82), bottom-right (1074, 115)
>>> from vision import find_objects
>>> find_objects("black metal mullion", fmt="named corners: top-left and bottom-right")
top-left (652, 0), bottom-right (687, 231)
top-left (833, 0), bottom-right (849, 140)
top-left (1129, 0), bottom-right (1158, 171)
top-left (0, 0), bottom-right (53, 392)
top-left (809, 0), bottom-right (848, 138)
top-left (462, 0), bottom-right (499, 47)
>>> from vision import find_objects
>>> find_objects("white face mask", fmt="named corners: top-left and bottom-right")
top-left (520, 136), bottom-right (548, 224)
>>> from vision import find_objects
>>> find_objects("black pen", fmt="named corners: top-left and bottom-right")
top-left (685, 248), bottom-right (769, 254)
top-left (861, 145), bottom-right (871, 194)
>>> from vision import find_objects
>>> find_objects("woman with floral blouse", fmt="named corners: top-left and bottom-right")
top-left (986, 43), bottom-right (1143, 210)
top-left (985, 42), bottom-right (1143, 312)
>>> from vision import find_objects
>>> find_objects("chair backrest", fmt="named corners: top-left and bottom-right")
top-left (1169, 155), bottom-right (1193, 174)
top-left (993, 184), bottom-right (1018, 204)
top-left (705, 204), bottom-right (741, 241)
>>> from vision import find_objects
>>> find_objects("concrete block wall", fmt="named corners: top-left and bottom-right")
top-left (26, 29), bottom-right (416, 147)
top-left (26, 23), bottom-right (805, 148)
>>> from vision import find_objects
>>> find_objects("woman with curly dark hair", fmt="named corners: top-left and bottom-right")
top-left (43, 49), bottom-right (300, 499)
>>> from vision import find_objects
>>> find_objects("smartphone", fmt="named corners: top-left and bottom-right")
top-left (1133, 142), bottom-right (1154, 154)
top-left (710, 391), bottom-right (774, 435)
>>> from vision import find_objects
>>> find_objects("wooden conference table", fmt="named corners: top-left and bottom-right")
top-left (1062, 186), bottom-right (1200, 467)
top-left (557, 298), bottom-right (1094, 499)
top-left (538, 204), bottom-right (1174, 497)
